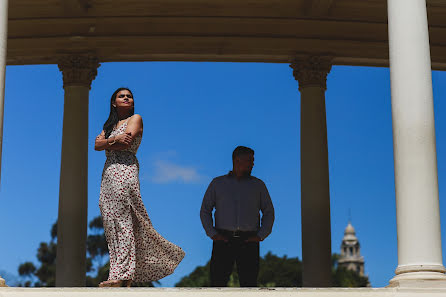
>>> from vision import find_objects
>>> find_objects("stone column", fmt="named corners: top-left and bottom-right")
top-left (291, 56), bottom-right (332, 287)
top-left (56, 55), bottom-right (99, 287)
top-left (0, 0), bottom-right (8, 288)
top-left (387, 0), bottom-right (446, 287)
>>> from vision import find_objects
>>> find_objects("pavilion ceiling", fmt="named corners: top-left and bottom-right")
top-left (6, 0), bottom-right (446, 69)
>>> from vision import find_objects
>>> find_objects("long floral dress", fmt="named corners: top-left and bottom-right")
top-left (99, 119), bottom-right (185, 282)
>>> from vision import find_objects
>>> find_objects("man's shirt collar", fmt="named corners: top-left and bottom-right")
top-left (227, 171), bottom-right (253, 180)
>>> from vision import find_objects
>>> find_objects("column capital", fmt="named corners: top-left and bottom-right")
top-left (290, 56), bottom-right (333, 90)
top-left (58, 55), bottom-right (100, 89)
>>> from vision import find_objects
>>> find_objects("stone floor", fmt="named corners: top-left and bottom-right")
top-left (1, 287), bottom-right (446, 297)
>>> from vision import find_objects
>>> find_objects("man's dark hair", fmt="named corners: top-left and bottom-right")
top-left (232, 146), bottom-right (254, 161)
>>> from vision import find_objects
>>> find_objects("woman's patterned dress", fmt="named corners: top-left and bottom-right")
top-left (99, 119), bottom-right (185, 282)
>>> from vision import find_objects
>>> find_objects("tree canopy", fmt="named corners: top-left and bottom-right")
top-left (17, 216), bottom-right (154, 287)
top-left (18, 217), bottom-right (369, 288)
top-left (175, 252), bottom-right (369, 287)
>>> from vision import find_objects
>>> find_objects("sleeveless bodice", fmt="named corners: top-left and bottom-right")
top-left (105, 121), bottom-right (142, 158)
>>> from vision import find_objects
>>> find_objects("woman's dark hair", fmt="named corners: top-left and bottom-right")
top-left (103, 87), bottom-right (134, 138)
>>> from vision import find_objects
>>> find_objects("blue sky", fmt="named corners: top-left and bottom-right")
top-left (0, 62), bottom-right (445, 288)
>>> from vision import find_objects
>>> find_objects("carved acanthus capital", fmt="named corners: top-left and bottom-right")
top-left (290, 56), bottom-right (333, 90)
top-left (58, 55), bottom-right (100, 89)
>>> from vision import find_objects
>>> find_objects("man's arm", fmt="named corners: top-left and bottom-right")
top-left (257, 181), bottom-right (275, 240)
top-left (200, 180), bottom-right (218, 239)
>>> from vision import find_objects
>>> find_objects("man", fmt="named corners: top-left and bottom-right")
top-left (200, 146), bottom-right (275, 287)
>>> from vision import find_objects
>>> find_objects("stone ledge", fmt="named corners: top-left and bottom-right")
top-left (1, 287), bottom-right (446, 297)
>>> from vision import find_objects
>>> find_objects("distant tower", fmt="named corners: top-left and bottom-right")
top-left (338, 222), bottom-right (365, 276)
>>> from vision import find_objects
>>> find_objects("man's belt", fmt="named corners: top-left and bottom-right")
top-left (217, 229), bottom-right (257, 238)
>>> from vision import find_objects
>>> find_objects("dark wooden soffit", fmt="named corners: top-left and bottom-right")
top-left (60, 0), bottom-right (92, 16)
top-left (6, 0), bottom-right (446, 69)
top-left (304, 0), bottom-right (335, 17)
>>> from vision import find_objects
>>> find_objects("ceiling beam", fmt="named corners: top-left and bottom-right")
top-left (60, 0), bottom-right (91, 16)
top-left (305, 0), bottom-right (335, 17)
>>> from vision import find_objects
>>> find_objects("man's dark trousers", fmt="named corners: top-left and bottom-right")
top-left (210, 237), bottom-right (259, 287)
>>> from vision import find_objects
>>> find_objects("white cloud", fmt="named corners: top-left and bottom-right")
top-left (150, 159), bottom-right (206, 184)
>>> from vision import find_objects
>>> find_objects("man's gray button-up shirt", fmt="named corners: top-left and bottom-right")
top-left (200, 173), bottom-right (275, 240)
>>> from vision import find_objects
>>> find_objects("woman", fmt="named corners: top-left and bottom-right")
top-left (95, 88), bottom-right (185, 287)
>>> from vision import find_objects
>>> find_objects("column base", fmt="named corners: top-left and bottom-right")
top-left (388, 264), bottom-right (446, 288)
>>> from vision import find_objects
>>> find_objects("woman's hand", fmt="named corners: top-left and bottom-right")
top-left (114, 132), bottom-right (132, 146)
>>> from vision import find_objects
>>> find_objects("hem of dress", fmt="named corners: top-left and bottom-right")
top-left (133, 251), bottom-right (186, 283)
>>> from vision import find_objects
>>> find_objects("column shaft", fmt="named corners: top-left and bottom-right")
top-left (0, 0), bottom-right (8, 287)
top-left (387, 0), bottom-right (446, 286)
top-left (301, 86), bottom-right (332, 287)
top-left (56, 86), bottom-right (89, 286)
top-left (0, 0), bottom-right (8, 182)
top-left (56, 55), bottom-right (99, 287)
top-left (291, 57), bottom-right (332, 287)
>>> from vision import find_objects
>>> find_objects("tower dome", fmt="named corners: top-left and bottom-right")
top-left (343, 222), bottom-right (357, 241)
top-left (338, 222), bottom-right (365, 276)
top-left (344, 222), bottom-right (356, 235)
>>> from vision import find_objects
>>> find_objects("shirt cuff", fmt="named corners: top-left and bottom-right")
top-left (207, 228), bottom-right (218, 239)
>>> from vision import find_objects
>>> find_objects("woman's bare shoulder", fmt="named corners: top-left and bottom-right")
top-left (129, 114), bottom-right (143, 122)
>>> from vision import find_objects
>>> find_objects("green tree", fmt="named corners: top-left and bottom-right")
top-left (258, 252), bottom-right (302, 287)
top-left (18, 219), bottom-right (94, 287)
top-left (175, 252), bottom-right (368, 287)
top-left (18, 216), bottom-right (156, 287)
top-left (331, 253), bottom-right (369, 287)
top-left (18, 223), bottom-right (58, 287)
top-left (17, 262), bottom-right (36, 287)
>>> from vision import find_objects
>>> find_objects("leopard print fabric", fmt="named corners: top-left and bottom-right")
top-left (99, 118), bottom-right (185, 282)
